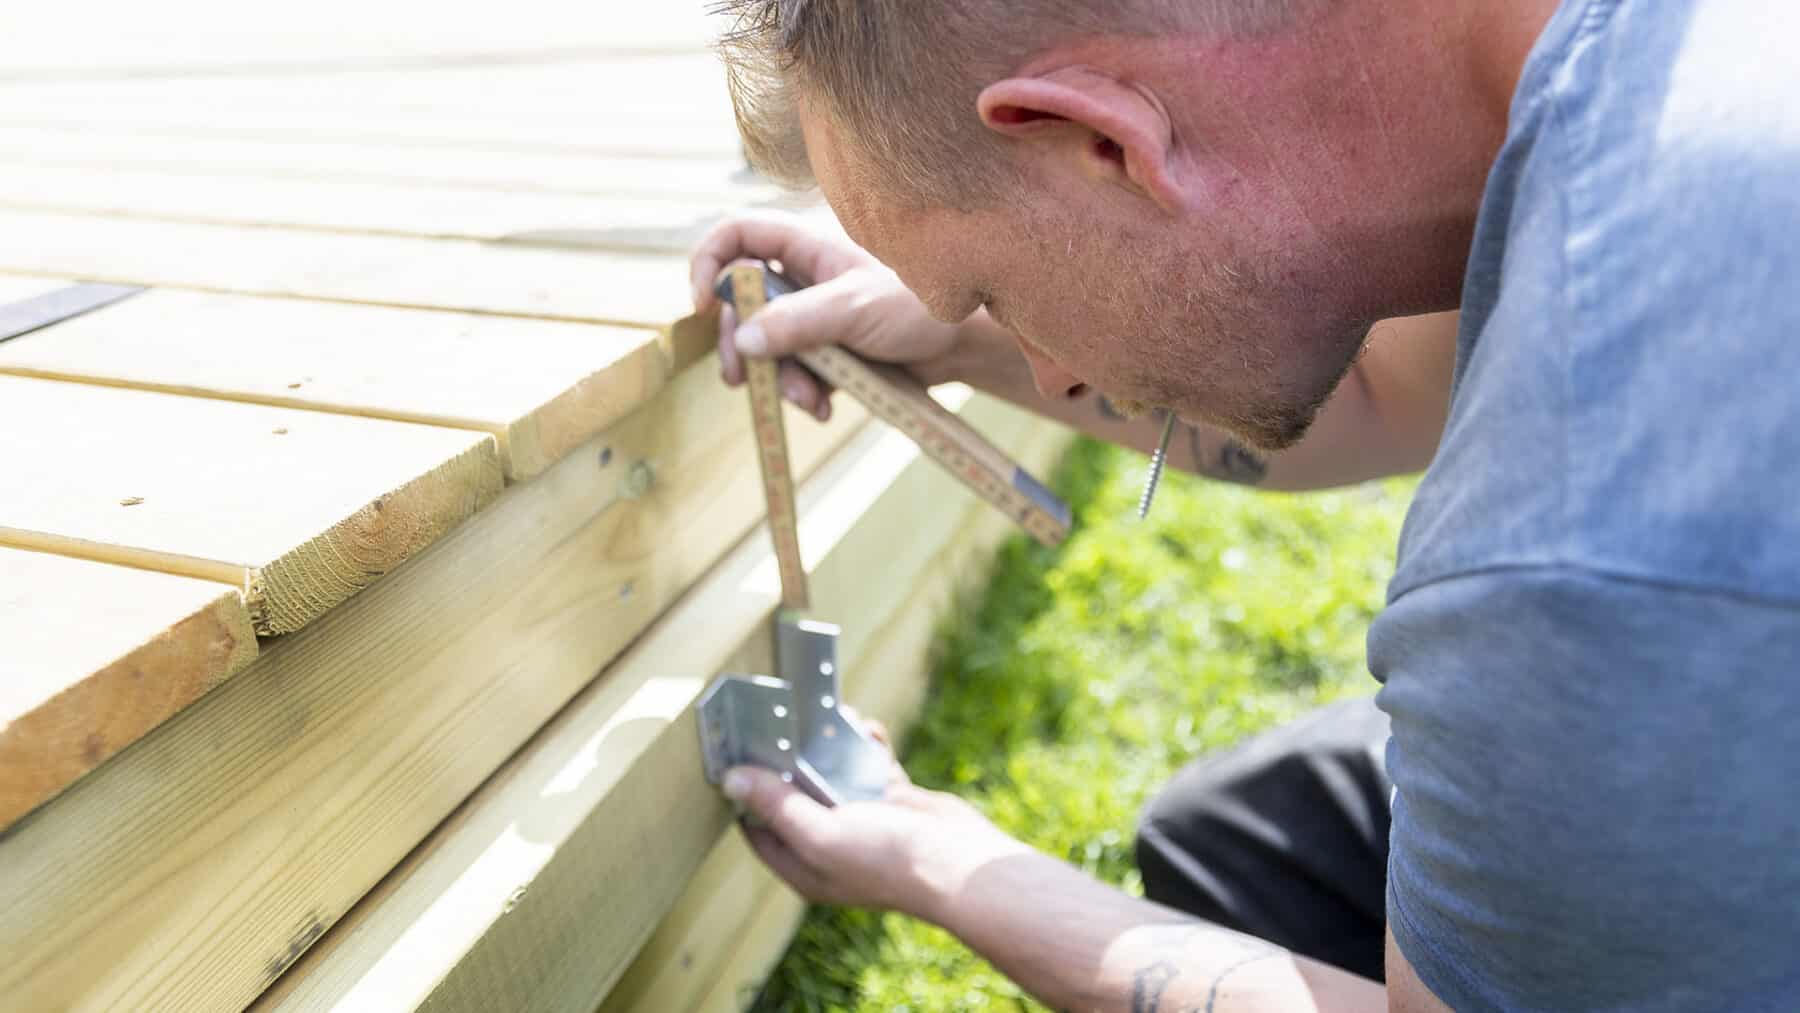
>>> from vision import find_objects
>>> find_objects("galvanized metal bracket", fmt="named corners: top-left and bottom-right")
top-left (697, 616), bottom-right (893, 807)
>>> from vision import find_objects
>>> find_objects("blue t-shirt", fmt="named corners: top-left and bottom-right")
top-left (1371, 0), bottom-right (1800, 1009)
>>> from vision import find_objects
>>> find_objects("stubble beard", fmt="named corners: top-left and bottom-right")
top-left (1010, 201), bottom-right (1365, 453)
top-left (1107, 243), bottom-right (1360, 453)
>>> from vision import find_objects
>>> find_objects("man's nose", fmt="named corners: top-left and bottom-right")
top-left (1015, 340), bottom-right (1088, 401)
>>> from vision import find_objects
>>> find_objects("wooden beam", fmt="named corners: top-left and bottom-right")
top-left (0, 374), bottom-right (502, 634)
top-left (255, 398), bottom-right (1071, 1012)
top-left (0, 361), bottom-right (865, 1013)
top-left (598, 417), bottom-right (1070, 1013)
top-left (0, 284), bottom-right (671, 481)
top-left (0, 547), bottom-right (256, 830)
top-left (0, 208), bottom-right (702, 329)
top-left (693, 888), bottom-right (810, 1013)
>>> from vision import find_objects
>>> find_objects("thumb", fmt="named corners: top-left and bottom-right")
top-left (732, 271), bottom-right (860, 361)
top-left (722, 766), bottom-right (838, 859)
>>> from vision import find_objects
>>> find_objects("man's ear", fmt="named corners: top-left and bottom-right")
top-left (976, 67), bottom-right (1181, 209)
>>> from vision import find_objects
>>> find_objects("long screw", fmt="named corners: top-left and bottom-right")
top-left (1138, 412), bottom-right (1177, 519)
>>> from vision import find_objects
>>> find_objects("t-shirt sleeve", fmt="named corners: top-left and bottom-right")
top-left (1371, 566), bottom-right (1800, 1011)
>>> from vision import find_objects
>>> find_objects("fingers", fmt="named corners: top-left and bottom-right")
top-left (690, 211), bottom-right (851, 312)
top-left (778, 361), bottom-right (833, 422)
top-left (719, 303), bottom-right (834, 420)
top-left (723, 766), bottom-right (837, 863)
top-left (731, 269), bottom-right (866, 365)
top-left (717, 303), bottom-right (744, 386)
top-left (741, 825), bottom-right (829, 899)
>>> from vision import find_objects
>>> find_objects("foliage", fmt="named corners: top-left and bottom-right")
top-left (753, 438), bottom-right (1416, 1012)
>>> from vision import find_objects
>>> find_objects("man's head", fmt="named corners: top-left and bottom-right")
top-left (718, 1), bottom-right (1504, 449)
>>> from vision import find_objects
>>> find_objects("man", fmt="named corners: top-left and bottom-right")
top-left (687, 1), bottom-right (1800, 1009)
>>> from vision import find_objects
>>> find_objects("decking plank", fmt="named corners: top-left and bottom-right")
top-left (0, 126), bottom-right (773, 201)
top-left (0, 165), bottom-right (752, 253)
top-left (0, 209), bottom-right (699, 328)
top-left (0, 547), bottom-right (256, 830)
top-left (0, 284), bottom-right (670, 480)
top-left (0, 375), bottom-right (502, 634)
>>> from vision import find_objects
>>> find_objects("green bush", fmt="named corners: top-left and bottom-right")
top-left (753, 437), bottom-right (1416, 1012)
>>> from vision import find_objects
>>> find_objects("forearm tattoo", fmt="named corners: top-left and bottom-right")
top-left (1131, 961), bottom-right (1179, 1013)
top-left (1189, 425), bottom-right (1268, 486)
top-left (1127, 925), bottom-right (1280, 1013)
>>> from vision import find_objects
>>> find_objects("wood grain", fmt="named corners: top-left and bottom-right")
top-left (0, 125), bottom-right (775, 202)
top-left (0, 547), bottom-right (256, 830)
top-left (0, 285), bottom-right (669, 481)
top-left (0, 209), bottom-right (702, 328)
top-left (0, 164), bottom-right (753, 253)
top-left (256, 396), bottom-right (1072, 1013)
top-left (0, 55), bottom-right (742, 158)
top-left (0, 3), bottom-right (716, 77)
top-left (0, 375), bottom-right (502, 634)
top-left (0, 361), bottom-right (865, 1013)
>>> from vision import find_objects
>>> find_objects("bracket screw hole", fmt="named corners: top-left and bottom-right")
top-left (820, 661), bottom-right (835, 676)
top-left (776, 737), bottom-right (791, 752)
top-left (772, 704), bottom-right (788, 718)
top-left (820, 695), bottom-right (835, 709)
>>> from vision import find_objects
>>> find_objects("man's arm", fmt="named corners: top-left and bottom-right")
top-left (926, 310), bottom-right (1458, 491)
top-left (930, 842), bottom-right (1386, 1013)
top-left (723, 766), bottom-right (1386, 1013)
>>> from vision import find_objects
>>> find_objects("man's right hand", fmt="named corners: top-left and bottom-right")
top-left (689, 210), bottom-right (965, 421)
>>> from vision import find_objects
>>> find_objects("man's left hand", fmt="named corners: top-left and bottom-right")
top-left (721, 736), bottom-right (1031, 919)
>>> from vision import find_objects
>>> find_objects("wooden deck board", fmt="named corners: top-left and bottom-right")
top-left (0, 209), bottom-right (698, 327)
top-left (0, 374), bottom-right (502, 634)
top-left (0, 165), bottom-right (755, 253)
top-left (0, 56), bottom-right (741, 157)
top-left (0, 547), bottom-right (256, 830)
top-left (0, 4), bottom-right (715, 77)
top-left (0, 362), bottom-right (866, 1013)
top-left (0, 284), bottom-right (670, 480)
top-left (0, 126), bottom-right (774, 201)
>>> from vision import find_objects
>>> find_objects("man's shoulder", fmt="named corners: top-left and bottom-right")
top-left (1391, 0), bottom-right (1800, 605)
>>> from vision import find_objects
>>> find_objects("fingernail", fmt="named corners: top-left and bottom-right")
top-left (784, 378), bottom-right (807, 404)
top-left (722, 768), bottom-right (751, 801)
top-left (815, 400), bottom-right (831, 422)
top-left (735, 322), bottom-right (767, 357)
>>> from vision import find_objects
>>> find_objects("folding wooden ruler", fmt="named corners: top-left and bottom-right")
top-left (696, 260), bottom-right (1071, 805)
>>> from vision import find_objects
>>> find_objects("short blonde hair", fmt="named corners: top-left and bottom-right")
top-left (715, 1), bottom-right (1313, 207)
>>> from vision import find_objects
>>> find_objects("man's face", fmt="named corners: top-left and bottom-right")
top-left (799, 105), bottom-right (1375, 451)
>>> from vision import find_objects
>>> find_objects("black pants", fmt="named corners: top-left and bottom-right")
top-left (1135, 696), bottom-right (1393, 982)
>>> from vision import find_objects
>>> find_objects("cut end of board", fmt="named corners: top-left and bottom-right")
top-left (248, 438), bottom-right (504, 635)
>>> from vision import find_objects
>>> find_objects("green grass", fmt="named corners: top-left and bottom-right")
top-left (752, 437), bottom-right (1417, 1012)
